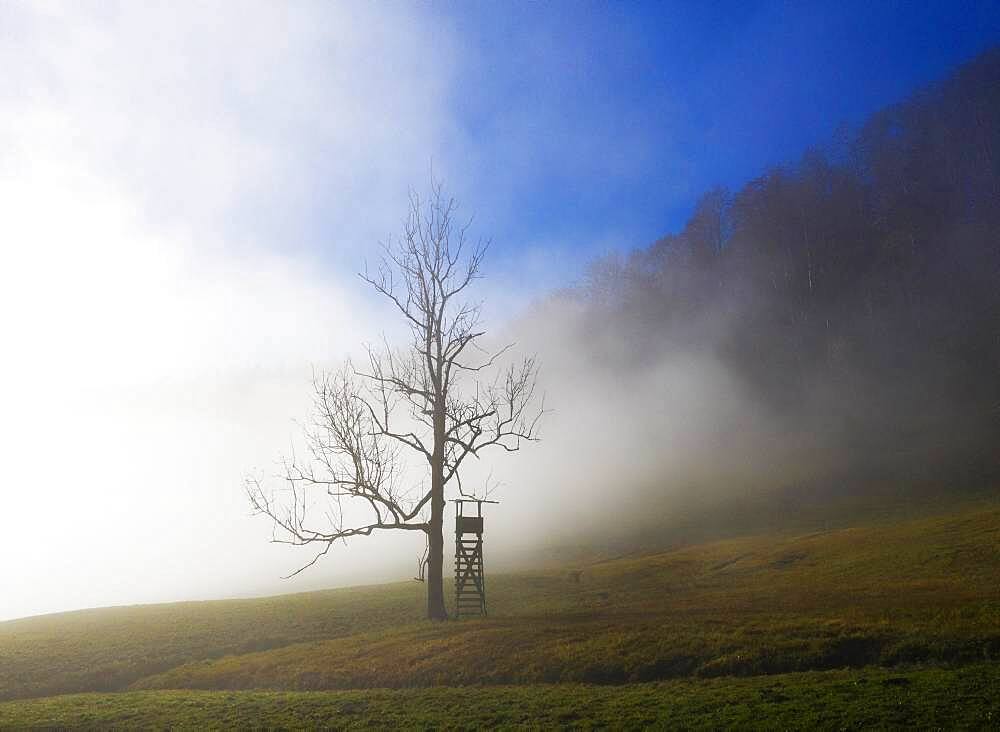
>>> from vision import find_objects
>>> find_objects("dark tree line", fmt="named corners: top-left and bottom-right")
top-left (574, 47), bottom-right (1000, 488)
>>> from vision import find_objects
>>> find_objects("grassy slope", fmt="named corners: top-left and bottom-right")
top-left (2, 665), bottom-right (998, 729)
top-left (1, 501), bottom-right (998, 703)
top-left (132, 503), bottom-right (1000, 691)
top-left (0, 582), bottom-right (426, 701)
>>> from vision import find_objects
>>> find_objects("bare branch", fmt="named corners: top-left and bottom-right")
top-left (246, 180), bottom-right (543, 603)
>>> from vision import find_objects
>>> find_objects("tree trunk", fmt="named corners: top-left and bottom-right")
top-left (426, 502), bottom-right (446, 620)
top-left (425, 406), bottom-right (448, 621)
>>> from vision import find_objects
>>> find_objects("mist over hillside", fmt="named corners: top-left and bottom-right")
top-left (2, 6), bottom-right (1000, 726)
top-left (484, 48), bottom-right (1000, 551)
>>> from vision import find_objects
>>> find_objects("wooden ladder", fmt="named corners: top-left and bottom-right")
top-left (455, 535), bottom-right (486, 617)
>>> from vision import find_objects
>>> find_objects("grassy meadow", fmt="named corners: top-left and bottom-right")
top-left (2, 665), bottom-right (998, 729)
top-left (1, 498), bottom-right (998, 727)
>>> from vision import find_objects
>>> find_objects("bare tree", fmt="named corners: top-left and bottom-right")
top-left (247, 182), bottom-right (543, 620)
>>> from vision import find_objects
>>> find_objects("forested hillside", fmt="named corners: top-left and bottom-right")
top-left (571, 47), bottom-right (1000, 490)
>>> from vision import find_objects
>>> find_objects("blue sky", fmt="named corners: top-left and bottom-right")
top-left (430, 0), bottom-right (1000, 270)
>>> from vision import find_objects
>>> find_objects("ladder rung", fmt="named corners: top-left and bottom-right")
top-left (454, 532), bottom-right (487, 618)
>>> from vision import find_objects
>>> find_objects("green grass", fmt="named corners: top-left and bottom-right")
top-left (2, 664), bottom-right (998, 729)
top-left (0, 498), bottom-right (998, 727)
top-left (0, 582), bottom-right (426, 701)
top-left (128, 503), bottom-right (1000, 692)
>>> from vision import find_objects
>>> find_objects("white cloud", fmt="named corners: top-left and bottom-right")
top-left (0, 1), bottom-right (463, 620)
